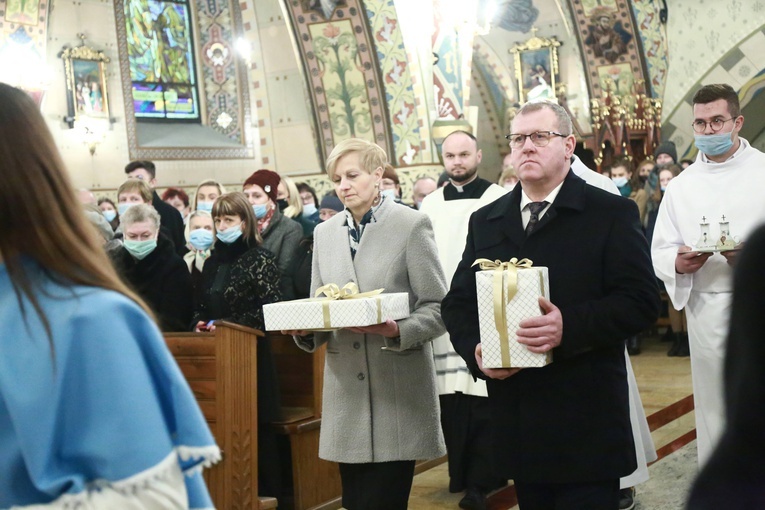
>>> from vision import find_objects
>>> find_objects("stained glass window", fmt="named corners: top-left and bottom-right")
top-left (125, 0), bottom-right (200, 120)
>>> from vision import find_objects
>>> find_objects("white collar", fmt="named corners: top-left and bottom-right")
top-left (520, 180), bottom-right (565, 210)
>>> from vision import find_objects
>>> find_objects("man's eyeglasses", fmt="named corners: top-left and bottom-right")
top-left (505, 131), bottom-right (568, 149)
top-left (691, 117), bottom-right (734, 134)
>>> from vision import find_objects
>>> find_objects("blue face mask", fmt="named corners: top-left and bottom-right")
top-left (380, 189), bottom-right (396, 201)
top-left (302, 203), bottom-right (317, 217)
top-left (252, 203), bottom-right (268, 219)
top-left (118, 202), bottom-right (136, 216)
top-left (196, 201), bottom-right (214, 213)
top-left (694, 131), bottom-right (734, 156)
top-left (611, 176), bottom-right (628, 188)
top-left (189, 228), bottom-right (214, 251)
top-left (124, 239), bottom-right (157, 260)
top-left (216, 225), bottom-right (243, 244)
top-left (103, 210), bottom-right (117, 222)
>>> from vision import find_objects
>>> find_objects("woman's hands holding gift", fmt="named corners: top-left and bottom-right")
top-left (516, 297), bottom-right (562, 353)
top-left (347, 318), bottom-right (400, 338)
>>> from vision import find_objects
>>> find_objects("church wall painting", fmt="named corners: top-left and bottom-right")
top-left (281, 0), bottom-right (392, 168)
top-left (4, 0), bottom-right (39, 25)
top-left (596, 62), bottom-right (633, 97)
top-left (308, 19), bottom-right (374, 143)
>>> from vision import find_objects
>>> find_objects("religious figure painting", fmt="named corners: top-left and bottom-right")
top-left (515, 47), bottom-right (557, 103)
top-left (61, 43), bottom-right (110, 125)
top-left (584, 6), bottom-right (632, 64)
top-left (4, 0), bottom-right (40, 26)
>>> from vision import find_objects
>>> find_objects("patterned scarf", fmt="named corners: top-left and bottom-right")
top-left (183, 248), bottom-right (211, 273)
top-left (257, 204), bottom-right (276, 234)
top-left (344, 195), bottom-right (385, 259)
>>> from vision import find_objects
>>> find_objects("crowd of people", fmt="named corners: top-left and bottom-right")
top-left (3, 79), bottom-right (764, 510)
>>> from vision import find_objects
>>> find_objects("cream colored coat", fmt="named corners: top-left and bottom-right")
top-left (295, 197), bottom-right (447, 463)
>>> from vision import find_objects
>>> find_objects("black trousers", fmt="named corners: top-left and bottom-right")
top-left (514, 479), bottom-right (620, 510)
top-left (338, 460), bottom-right (416, 510)
top-left (440, 393), bottom-right (507, 493)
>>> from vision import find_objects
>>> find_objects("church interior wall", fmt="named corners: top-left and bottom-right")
top-left (2, 0), bottom-right (765, 194)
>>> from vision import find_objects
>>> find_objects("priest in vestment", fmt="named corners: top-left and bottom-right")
top-left (652, 83), bottom-right (765, 466)
top-left (421, 130), bottom-right (507, 510)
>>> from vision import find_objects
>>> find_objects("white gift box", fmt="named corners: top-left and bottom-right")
top-left (263, 291), bottom-right (410, 331)
top-left (475, 261), bottom-right (552, 368)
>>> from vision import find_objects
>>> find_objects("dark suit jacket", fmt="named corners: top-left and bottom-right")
top-left (152, 191), bottom-right (186, 255)
top-left (442, 170), bottom-right (659, 483)
top-left (687, 224), bottom-right (765, 509)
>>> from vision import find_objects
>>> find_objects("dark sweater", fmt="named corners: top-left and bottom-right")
top-left (112, 234), bottom-right (193, 332)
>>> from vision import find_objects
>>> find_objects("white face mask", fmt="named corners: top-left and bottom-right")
top-left (302, 203), bottom-right (318, 217)
top-left (380, 188), bottom-right (396, 201)
top-left (503, 182), bottom-right (517, 191)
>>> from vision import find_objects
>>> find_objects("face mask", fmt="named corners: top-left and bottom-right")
top-left (216, 225), bottom-right (243, 244)
top-left (660, 186), bottom-right (667, 192)
top-left (277, 199), bottom-right (288, 212)
top-left (189, 228), bottom-right (214, 251)
top-left (252, 203), bottom-right (268, 219)
top-left (103, 210), bottom-right (117, 222)
top-left (302, 203), bottom-right (317, 217)
top-left (118, 202), bottom-right (136, 216)
top-left (694, 131), bottom-right (734, 156)
top-left (611, 176), bottom-right (628, 188)
top-left (415, 200), bottom-right (423, 210)
top-left (503, 182), bottom-right (517, 191)
top-left (124, 239), bottom-right (157, 260)
top-left (196, 201), bottom-right (213, 213)
top-left (381, 189), bottom-right (396, 201)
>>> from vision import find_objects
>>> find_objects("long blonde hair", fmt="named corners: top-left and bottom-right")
top-left (0, 83), bottom-right (153, 342)
top-left (280, 176), bottom-right (303, 218)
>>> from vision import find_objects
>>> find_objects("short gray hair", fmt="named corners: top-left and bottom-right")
top-left (515, 100), bottom-right (573, 136)
top-left (82, 204), bottom-right (114, 242)
top-left (120, 203), bottom-right (161, 231)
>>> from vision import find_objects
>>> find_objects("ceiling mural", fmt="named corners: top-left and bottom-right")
top-left (282, 0), bottom-right (392, 167)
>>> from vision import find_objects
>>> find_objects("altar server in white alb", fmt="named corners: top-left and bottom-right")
top-left (420, 130), bottom-right (508, 509)
top-left (651, 83), bottom-right (765, 466)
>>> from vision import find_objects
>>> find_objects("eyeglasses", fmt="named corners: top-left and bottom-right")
top-left (505, 131), bottom-right (568, 149)
top-left (691, 117), bottom-right (734, 134)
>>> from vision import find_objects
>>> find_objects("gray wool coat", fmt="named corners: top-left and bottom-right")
top-left (295, 197), bottom-right (448, 464)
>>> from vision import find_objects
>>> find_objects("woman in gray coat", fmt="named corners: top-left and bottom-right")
top-left (285, 138), bottom-right (447, 510)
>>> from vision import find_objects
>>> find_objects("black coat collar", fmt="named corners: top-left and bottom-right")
top-left (484, 170), bottom-right (588, 246)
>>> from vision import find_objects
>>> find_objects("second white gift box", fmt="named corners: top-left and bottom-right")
top-left (263, 283), bottom-right (410, 331)
top-left (474, 258), bottom-right (552, 369)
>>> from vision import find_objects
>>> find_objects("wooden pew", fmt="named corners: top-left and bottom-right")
top-left (270, 334), bottom-right (343, 510)
top-left (165, 322), bottom-right (278, 510)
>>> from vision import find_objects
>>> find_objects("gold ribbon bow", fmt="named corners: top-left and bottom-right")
top-left (314, 283), bottom-right (385, 329)
top-left (472, 258), bottom-right (534, 366)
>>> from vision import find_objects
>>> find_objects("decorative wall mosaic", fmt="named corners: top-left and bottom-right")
top-left (195, 0), bottom-right (248, 143)
top-left (282, 0), bottom-right (393, 167)
top-left (432, 0), bottom-right (467, 119)
top-left (660, 0), bottom-right (765, 117)
top-left (629, 0), bottom-right (668, 99)
top-left (568, 0), bottom-right (648, 98)
top-left (363, 0), bottom-right (424, 165)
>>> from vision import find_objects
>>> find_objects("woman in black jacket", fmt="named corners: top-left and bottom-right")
top-left (111, 203), bottom-right (192, 332)
top-left (191, 191), bottom-right (285, 499)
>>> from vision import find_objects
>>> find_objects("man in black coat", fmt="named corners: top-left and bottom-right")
top-left (125, 160), bottom-right (186, 254)
top-left (442, 101), bottom-right (659, 509)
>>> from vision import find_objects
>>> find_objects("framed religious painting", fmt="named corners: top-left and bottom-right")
top-left (61, 39), bottom-right (111, 127)
top-left (509, 28), bottom-right (562, 104)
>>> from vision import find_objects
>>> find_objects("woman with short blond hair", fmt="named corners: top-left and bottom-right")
top-left (286, 137), bottom-right (447, 510)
